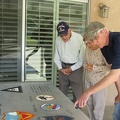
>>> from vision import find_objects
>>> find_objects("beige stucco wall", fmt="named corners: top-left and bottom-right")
top-left (89, 0), bottom-right (120, 106)
top-left (90, 0), bottom-right (120, 31)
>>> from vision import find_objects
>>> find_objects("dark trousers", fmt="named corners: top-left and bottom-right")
top-left (58, 63), bottom-right (83, 102)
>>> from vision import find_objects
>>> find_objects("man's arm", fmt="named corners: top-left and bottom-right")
top-left (54, 39), bottom-right (62, 70)
top-left (74, 69), bottom-right (120, 108)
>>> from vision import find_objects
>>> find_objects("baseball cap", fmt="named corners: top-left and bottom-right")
top-left (83, 21), bottom-right (105, 42)
top-left (57, 21), bottom-right (69, 36)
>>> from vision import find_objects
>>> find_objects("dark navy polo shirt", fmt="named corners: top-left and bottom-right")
top-left (101, 32), bottom-right (120, 69)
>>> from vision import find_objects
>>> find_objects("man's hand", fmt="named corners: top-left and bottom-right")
top-left (60, 68), bottom-right (72, 75)
top-left (74, 91), bottom-right (90, 108)
top-left (65, 67), bottom-right (72, 74)
top-left (60, 68), bottom-right (69, 75)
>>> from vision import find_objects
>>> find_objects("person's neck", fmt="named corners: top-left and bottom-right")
top-left (105, 31), bottom-right (109, 46)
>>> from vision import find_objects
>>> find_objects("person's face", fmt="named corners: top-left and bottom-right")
top-left (92, 28), bottom-right (107, 48)
top-left (60, 29), bottom-right (71, 42)
top-left (86, 40), bottom-right (98, 50)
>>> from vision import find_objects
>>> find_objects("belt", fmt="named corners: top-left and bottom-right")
top-left (62, 62), bottom-right (75, 66)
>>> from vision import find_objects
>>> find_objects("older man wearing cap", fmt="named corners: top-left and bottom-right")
top-left (74, 21), bottom-right (120, 120)
top-left (54, 21), bottom-right (85, 102)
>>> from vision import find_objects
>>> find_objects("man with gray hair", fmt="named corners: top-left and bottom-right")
top-left (54, 21), bottom-right (85, 103)
top-left (74, 21), bottom-right (120, 120)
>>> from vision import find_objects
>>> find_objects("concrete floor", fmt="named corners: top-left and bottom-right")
top-left (82, 105), bottom-right (114, 120)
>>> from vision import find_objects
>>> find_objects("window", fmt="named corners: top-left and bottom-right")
top-left (26, 0), bottom-right (54, 81)
top-left (26, 0), bottom-right (88, 82)
top-left (0, 0), bottom-right (89, 90)
top-left (0, 0), bottom-right (22, 82)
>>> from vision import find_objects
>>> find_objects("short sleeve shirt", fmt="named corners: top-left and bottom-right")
top-left (101, 32), bottom-right (120, 69)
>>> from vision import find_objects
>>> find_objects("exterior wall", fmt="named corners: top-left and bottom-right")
top-left (90, 0), bottom-right (120, 106)
top-left (90, 0), bottom-right (120, 31)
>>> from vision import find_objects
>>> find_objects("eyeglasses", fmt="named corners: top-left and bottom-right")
top-left (59, 29), bottom-right (70, 37)
top-left (84, 28), bottom-right (104, 44)
top-left (93, 28), bottom-right (104, 40)
top-left (84, 40), bottom-right (93, 45)
top-left (60, 33), bottom-right (68, 37)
